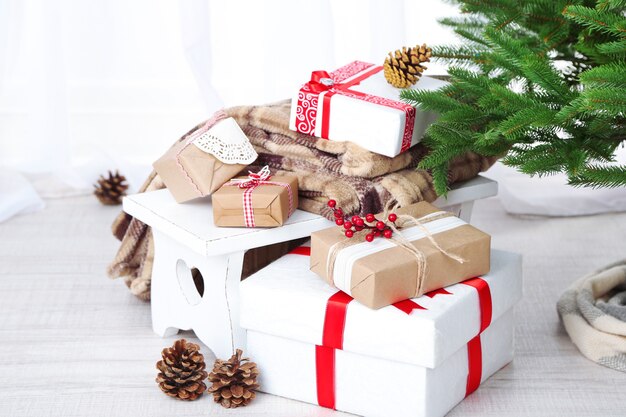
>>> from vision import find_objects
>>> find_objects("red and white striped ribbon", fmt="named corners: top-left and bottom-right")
top-left (227, 165), bottom-right (294, 228)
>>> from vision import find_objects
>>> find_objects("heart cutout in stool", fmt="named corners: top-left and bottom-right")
top-left (175, 259), bottom-right (204, 306)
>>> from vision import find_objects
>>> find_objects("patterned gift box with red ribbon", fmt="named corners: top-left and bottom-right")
top-left (288, 61), bottom-right (448, 158)
top-left (240, 244), bottom-right (522, 417)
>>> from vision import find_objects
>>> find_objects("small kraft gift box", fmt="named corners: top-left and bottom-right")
top-left (212, 166), bottom-right (298, 228)
top-left (310, 201), bottom-right (491, 309)
top-left (153, 113), bottom-right (258, 203)
top-left (240, 243), bottom-right (522, 417)
top-left (289, 60), bottom-right (448, 157)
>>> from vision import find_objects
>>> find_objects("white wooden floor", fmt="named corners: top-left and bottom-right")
top-left (1, 195), bottom-right (625, 417)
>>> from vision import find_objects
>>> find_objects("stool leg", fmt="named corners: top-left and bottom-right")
top-left (192, 250), bottom-right (246, 359)
top-left (150, 230), bottom-right (246, 358)
top-left (151, 230), bottom-right (182, 338)
top-left (458, 201), bottom-right (475, 223)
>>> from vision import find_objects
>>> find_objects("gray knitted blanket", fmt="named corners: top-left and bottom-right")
top-left (557, 260), bottom-right (626, 372)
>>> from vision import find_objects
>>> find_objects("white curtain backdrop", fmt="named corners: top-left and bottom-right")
top-left (0, 0), bottom-right (624, 222)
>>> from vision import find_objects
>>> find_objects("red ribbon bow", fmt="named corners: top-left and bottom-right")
top-left (301, 68), bottom-right (369, 138)
top-left (306, 71), bottom-right (342, 93)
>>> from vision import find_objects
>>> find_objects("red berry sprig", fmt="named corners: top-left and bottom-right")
top-left (327, 200), bottom-right (398, 241)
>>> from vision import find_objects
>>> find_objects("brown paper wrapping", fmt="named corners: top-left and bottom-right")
top-left (310, 202), bottom-right (491, 309)
top-left (212, 175), bottom-right (299, 227)
top-left (153, 140), bottom-right (246, 203)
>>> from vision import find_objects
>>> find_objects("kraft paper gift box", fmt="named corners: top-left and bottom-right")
top-left (310, 201), bottom-right (491, 309)
top-left (212, 169), bottom-right (298, 228)
top-left (240, 245), bottom-right (523, 417)
top-left (153, 116), bottom-right (258, 203)
top-left (289, 60), bottom-right (448, 157)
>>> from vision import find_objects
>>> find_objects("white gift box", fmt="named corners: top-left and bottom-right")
top-left (240, 244), bottom-right (522, 417)
top-left (288, 61), bottom-right (448, 157)
top-left (248, 311), bottom-right (513, 417)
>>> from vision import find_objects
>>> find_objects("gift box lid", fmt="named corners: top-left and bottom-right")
top-left (240, 243), bottom-right (522, 369)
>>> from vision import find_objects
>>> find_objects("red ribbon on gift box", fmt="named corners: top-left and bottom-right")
top-left (226, 165), bottom-right (294, 228)
top-left (392, 288), bottom-right (452, 313)
top-left (315, 291), bottom-right (353, 408)
top-left (315, 281), bottom-right (492, 409)
top-left (287, 247), bottom-right (493, 406)
top-left (294, 61), bottom-right (417, 153)
top-left (461, 277), bottom-right (493, 395)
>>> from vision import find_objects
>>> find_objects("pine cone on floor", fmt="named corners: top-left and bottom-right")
top-left (208, 349), bottom-right (260, 408)
top-left (156, 339), bottom-right (208, 401)
top-left (383, 44), bottom-right (432, 88)
top-left (94, 170), bottom-right (128, 205)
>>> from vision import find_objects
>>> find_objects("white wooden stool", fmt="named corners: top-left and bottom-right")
top-left (123, 176), bottom-right (497, 358)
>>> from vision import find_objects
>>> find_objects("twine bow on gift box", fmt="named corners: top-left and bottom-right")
top-left (326, 201), bottom-right (466, 298)
top-left (226, 165), bottom-right (294, 228)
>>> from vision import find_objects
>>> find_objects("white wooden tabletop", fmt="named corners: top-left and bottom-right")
top-left (123, 191), bottom-right (332, 256)
top-left (1, 192), bottom-right (625, 417)
top-left (123, 175), bottom-right (498, 256)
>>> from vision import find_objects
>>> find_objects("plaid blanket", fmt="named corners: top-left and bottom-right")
top-left (108, 100), bottom-right (496, 300)
top-left (557, 260), bottom-right (626, 372)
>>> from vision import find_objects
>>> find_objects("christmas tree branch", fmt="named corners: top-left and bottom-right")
top-left (401, 0), bottom-right (626, 195)
top-left (568, 165), bottom-right (626, 188)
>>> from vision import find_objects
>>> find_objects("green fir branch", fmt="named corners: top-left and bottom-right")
top-left (400, 89), bottom-right (470, 113)
top-left (519, 54), bottom-right (574, 101)
top-left (597, 39), bottom-right (626, 55)
top-left (431, 164), bottom-right (451, 196)
top-left (488, 84), bottom-right (543, 111)
top-left (401, 0), bottom-right (626, 192)
top-left (596, 0), bottom-right (626, 11)
top-left (579, 63), bottom-right (626, 88)
top-left (563, 5), bottom-right (626, 36)
top-left (496, 106), bottom-right (557, 140)
top-left (581, 87), bottom-right (626, 114)
top-left (453, 28), bottom-right (490, 46)
top-left (568, 164), bottom-right (626, 187)
top-left (504, 142), bottom-right (568, 175)
top-left (418, 123), bottom-right (474, 168)
top-left (431, 45), bottom-right (487, 66)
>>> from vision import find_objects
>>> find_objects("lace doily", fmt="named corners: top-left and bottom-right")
top-left (192, 117), bottom-right (258, 164)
